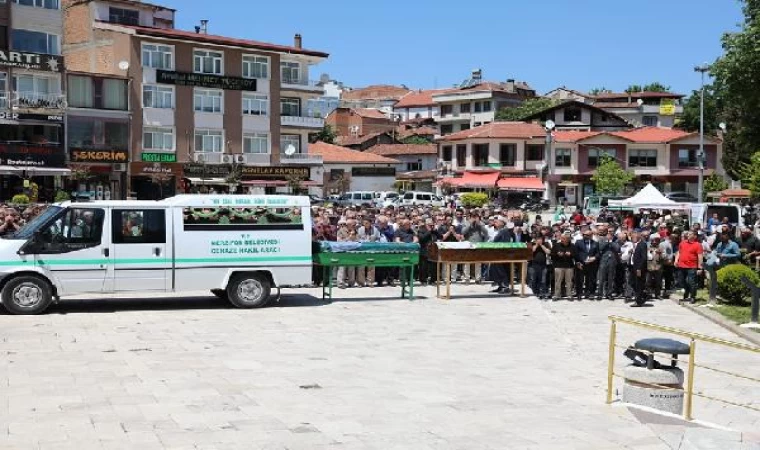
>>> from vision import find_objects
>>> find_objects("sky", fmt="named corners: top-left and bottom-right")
top-left (163, 0), bottom-right (744, 95)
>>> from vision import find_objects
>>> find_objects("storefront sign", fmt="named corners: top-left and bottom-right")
top-left (70, 149), bottom-right (129, 163)
top-left (659, 98), bottom-right (676, 116)
top-left (0, 143), bottom-right (65, 167)
top-left (183, 163), bottom-right (232, 177)
top-left (0, 51), bottom-right (63, 72)
top-left (240, 166), bottom-right (309, 180)
top-left (0, 112), bottom-right (64, 122)
top-left (131, 162), bottom-right (183, 176)
top-left (352, 167), bottom-right (396, 177)
top-left (142, 152), bottom-right (177, 163)
top-left (157, 70), bottom-right (257, 91)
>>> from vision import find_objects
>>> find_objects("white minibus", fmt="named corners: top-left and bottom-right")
top-left (0, 195), bottom-right (312, 315)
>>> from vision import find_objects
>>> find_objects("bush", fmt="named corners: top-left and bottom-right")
top-left (459, 192), bottom-right (489, 208)
top-left (54, 191), bottom-right (70, 202)
top-left (716, 264), bottom-right (760, 305)
top-left (11, 194), bottom-right (29, 205)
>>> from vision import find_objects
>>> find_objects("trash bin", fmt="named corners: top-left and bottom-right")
top-left (622, 338), bottom-right (691, 414)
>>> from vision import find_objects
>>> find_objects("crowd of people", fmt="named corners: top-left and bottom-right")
top-left (0, 204), bottom-right (47, 237)
top-left (311, 202), bottom-right (760, 306)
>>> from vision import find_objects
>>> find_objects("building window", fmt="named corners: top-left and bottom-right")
top-left (482, 101), bottom-right (492, 112)
top-left (194, 129), bottom-right (224, 152)
top-left (499, 144), bottom-right (516, 166)
top-left (243, 133), bottom-right (269, 154)
top-left (68, 75), bottom-right (93, 108)
top-left (143, 85), bottom-right (174, 109)
top-left (67, 75), bottom-right (126, 110)
top-left (406, 162), bottom-right (422, 171)
top-left (11, 29), bottom-right (59, 54)
top-left (193, 88), bottom-right (223, 113)
top-left (242, 93), bottom-right (268, 116)
top-left (103, 78), bottom-right (127, 110)
top-left (0, 26), bottom-right (7, 51)
top-left (588, 148), bottom-right (617, 167)
top-left (460, 124), bottom-right (470, 131)
top-left (281, 134), bottom-right (301, 154)
top-left (13, 0), bottom-right (59, 10)
top-left (143, 127), bottom-right (174, 151)
top-left (193, 50), bottom-right (223, 75)
top-left (442, 145), bottom-right (452, 162)
top-left (280, 97), bottom-right (300, 117)
top-left (564, 107), bottom-right (582, 122)
top-left (108, 7), bottom-right (139, 25)
top-left (555, 148), bottom-right (571, 167)
top-left (0, 73), bottom-right (7, 109)
top-left (69, 118), bottom-right (128, 150)
top-left (678, 149), bottom-right (699, 168)
top-left (526, 144), bottom-right (544, 161)
top-left (642, 115), bottom-right (658, 126)
top-left (456, 144), bottom-right (466, 168)
top-left (242, 55), bottom-right (268, 79)
top-left (460, 103), bottom-right (470, 113)
top-left (280, 61), bottom-right (300, 84)
top-left (440, 124), bottom-right (453, 135)
top-left (474, 102), bottom-right (482, 113)
top-left (13, 73), bottom-right (56, 107)
top-left (473, 144), bottom-right (489, 167)
top-left (440, 104), bottom-right (453, 116)
top-left (142, 43), bottom-right (173, 70)
top-left (628, 149), bottom-right (657, 168)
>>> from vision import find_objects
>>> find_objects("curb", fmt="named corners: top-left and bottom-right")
top-left (673, 299), bottom-right (760, 347)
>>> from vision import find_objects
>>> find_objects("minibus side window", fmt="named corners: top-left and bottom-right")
top-left (112, 210), bottom-right (166, 244)
top-left (37, 208), bottom-right (105, 253)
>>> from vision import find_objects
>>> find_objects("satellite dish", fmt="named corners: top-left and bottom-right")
top-left (284, 144), bottom-right (296, 156)
top-left (118, 60), bottom-right (130, 71)
top-left (719, 122), bottom-right (727, 131)
top-left (545, 120), bottom-right (555, 131)
top-left (636, 99), bottom-right (644, 106)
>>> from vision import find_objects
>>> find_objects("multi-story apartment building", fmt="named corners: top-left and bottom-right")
top-left (392, 89), bottom-right (446, 122)
top-left (0, 0), bottom-right (67, 200)
top-left (325, 107), bottom-right (396, 138)
top-left (63, 0), bottom-right (328, 198)
top-left (437, 123), bottom-right (723, 204)
top-left (339, 84), bottom-right (410, 115)
top-left (433, 69), bottom-right (536, 137)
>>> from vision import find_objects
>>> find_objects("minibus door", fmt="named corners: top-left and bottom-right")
top-left (111, 208), bottom-right (168, 291)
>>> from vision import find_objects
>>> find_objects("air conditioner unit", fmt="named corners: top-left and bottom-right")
top-left (234, 154), bottom-right (246, 164)
top-left (221, 154), bottom-right (234, 164)
top-left (193, 153), bottom-right (207, 163)
top-left (112, 163), bottom-right (127, 172)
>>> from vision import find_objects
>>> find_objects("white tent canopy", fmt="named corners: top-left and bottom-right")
top-left (608, 183), bottom-right (692, 210)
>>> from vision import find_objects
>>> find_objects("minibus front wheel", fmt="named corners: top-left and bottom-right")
top-left (227, 273), bottom-right (271, 308)
top-left (2, 275), bottom-right (53, 315)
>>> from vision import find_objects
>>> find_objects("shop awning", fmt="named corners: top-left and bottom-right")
top-left (187, 177), bottom-right (228, 185)
top-left (0, 166), bottom-right (71, 176)
top-left (497, 177), bottom-right (544, 191)
top-left (440, 171), bottom-right (500, 188)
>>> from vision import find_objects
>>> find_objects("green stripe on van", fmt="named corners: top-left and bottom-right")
top-left (0, 256), bottom-right (312, 267)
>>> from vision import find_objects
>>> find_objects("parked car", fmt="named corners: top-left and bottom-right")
top-left (397, 191), bottom-right (443, 207)
top-left (666, 191), bottom-right (699, 203)
top-left (375, 191), bottom-right (400, 207)
top-left (335, 191), bottom-right (375, 207)
top-left (308, 194), bottom-right (325, 205)
top-left (326, 195), bottom-right (341, 204)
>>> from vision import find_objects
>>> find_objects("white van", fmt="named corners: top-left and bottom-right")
top-left (398, 191), bottom-right (442, 207)
top-left (375, 191), bottom-right (399, 207)
top-left (0, 195), bottom-right (312, 315)
top-left (336, 191), bottom-right (375, 207)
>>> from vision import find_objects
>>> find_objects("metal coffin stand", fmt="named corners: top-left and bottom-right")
top-left (313, 252), bottom-right (420, 301)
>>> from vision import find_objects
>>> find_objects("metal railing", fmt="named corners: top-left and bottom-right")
top-left (280, 115), bottom-right (325, 128)
top-left (12, 91), bottom-right (66, 109)
top-left (279, 152), bottom-right (322, 164)
top-left (607, 315), bottom-right (760, 421)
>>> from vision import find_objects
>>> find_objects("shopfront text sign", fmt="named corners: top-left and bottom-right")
top-left (157, 70), bottom-right (257, 91)
top-left (70, 149), bottom-right (129, 163)
top-left (142, 152), bottom-right (177, 163)
top-left (0, 51), bottom-right (63, 72)
top-left (352, 167), bottom-right (396, 177)
top-left (240, 166), bottom-right (309, 180)
top-left (0, 143), bottom-right (65, 167)
top-left (0, 112), bottom-right (64, 122)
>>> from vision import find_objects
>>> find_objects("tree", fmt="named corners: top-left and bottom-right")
top-left (738, 152), bottom-right (760, 198)
top-left (591, 155), bottom-right (634, 195)
top-left (703, 173), bottom-right (729, 200)
top-left (400, 135), bottom-right (432, 145)
top-left (625, 82), bottom-right (670, 93)
top-left (495, 97), bottom-right (559, 121)
top-left (285, 173), bottom-right (306, 194)
top-left (711, 0), bottom-right (760, 178)
top-left (588, 87), bottom-right (610, 96)
top-left (309, 124), bottom-right (337, 144)
top-left (676, 84), bottom-right (721, 133)
top-left (148, 171), bottom-right (173, 199)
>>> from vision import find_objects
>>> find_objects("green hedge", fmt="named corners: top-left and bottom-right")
top-left (11, 194), bottom-right (29, 205)
top-left (460, 192), bottom-right (489, 208)
top-left (716, 264), bottom-right (760, 305)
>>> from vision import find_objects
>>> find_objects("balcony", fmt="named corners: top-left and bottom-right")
top-left (192, 152), bottom-right (224, 164)
top-left (240, 153), bottom-right (272, 165)
top-left (280, 152), bottom-right (323, 165)
top-left (641, 104), bottom-right (684, 115)
top-left (12, 92), bottom-right (66, 110)
top-left (280, 78), bottom-right (324, 93)
top-left (280, 115), bottom-right (325, 128)
top-left (436, 113), bottom-right (471, 123)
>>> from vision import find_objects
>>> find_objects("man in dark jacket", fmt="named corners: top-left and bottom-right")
top-left (489, 219), bottom-right (512, 294)
top-left (551, 233), bottom-right (577, 300)
top-left (630, 231), bottom-right (649, 306)
top-left (596, 226), bottom-right (620, 300)
top-left (573, 227), bottom-right (600, 299)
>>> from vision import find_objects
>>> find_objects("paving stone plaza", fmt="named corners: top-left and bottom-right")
top-left (0, 285), bottom-right (758, 449)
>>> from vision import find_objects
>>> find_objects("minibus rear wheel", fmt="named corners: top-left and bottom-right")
top-left (227, 273), bottom-right (271, 308)
top-left (2, 275), bottom-right (53, 315)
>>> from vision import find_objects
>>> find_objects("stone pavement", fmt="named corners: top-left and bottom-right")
top-left (0, 283), bottom-right (758, 450)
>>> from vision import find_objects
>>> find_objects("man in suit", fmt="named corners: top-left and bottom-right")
top-left (630, 231), bottom-right (649, 306)
top-left (489, 218), bottom-right (513, 294)
top-left (573, 227), bottom-right (600, 299)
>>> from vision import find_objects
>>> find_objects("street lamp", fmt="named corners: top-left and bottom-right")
top-left (694, 63), bottom-right (710, 202)
top-left (542, 119), bottom-right (555, 202)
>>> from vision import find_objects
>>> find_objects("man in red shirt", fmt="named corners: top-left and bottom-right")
top-left (674, 231), bottom-right (703, 304)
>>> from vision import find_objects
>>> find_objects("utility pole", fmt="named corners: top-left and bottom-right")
top-left (694, 64), bottom-right (709, 202)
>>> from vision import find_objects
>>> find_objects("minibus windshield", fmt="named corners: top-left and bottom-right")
top-left (4, 206), bottom-right (63, 240)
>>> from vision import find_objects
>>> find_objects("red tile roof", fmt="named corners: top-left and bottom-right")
top-left (553, 130), bottom-right (601, 143)
top-left (367, 144), bottom-right (437, 156)
top-left (353, 108), bottom-right (389, 120)
top-left (341, 85), bottom-right (411, 101)
top-left (335, 131), bottom-right (389, 146)
top-left (395, 89), bottom-right (451, 108)
top-left (309, 141), bottom-right (399, 164)
top-left (609, 127), bottom-right (691, 143)
top-left (122, 25), bottom-right (329, 58)
top-left (399, 126), bottom-right (437, 138)
top-left (591, 91), bottom-right (684, 100)
top-left (439, 122), bottom-right (546, 141)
